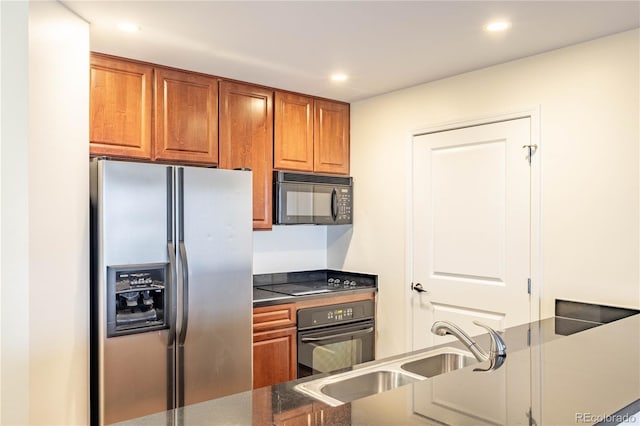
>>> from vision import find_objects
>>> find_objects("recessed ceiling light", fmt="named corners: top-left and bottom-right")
top-left (117, 22), bottom-right (140, 33)
top-left (485, 21), bottom-right (511, 32)
top-left (330, 73), bottom-right (348, 82)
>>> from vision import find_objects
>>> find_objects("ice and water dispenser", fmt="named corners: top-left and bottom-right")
top-left (106, 264), bottom-right (169, 337)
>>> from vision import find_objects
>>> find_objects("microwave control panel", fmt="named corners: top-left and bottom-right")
top-left (335, 187), bottom-right (352, 222)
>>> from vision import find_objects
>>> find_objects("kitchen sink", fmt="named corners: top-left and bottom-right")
top-left (294, 347), bottom-right (476, 406)
top-left (401, 352), bottom-right (476, 377)
top-left (321, 370), bottom-right (419, 403)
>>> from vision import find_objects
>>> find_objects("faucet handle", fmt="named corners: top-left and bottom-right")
top-left (472, 321), bottom-right (507, 357)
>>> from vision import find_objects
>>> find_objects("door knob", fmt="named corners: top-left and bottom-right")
top-left (411, 283), bottom-right (428, 293)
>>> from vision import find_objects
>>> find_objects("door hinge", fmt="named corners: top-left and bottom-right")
top-left (527, 278), bottom-right (531, 294)
top-left (527, 327), bottom-right (531, 346)
top-left (522, 144), bottom-right (538, 164)
top-left (526, 407), bottom-right (538, 426)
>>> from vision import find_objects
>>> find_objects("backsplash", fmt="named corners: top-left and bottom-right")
top-left (253, 225), bottom-right (327, 274)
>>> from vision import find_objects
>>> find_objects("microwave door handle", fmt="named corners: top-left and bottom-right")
top-left (331, 188), bottom-right (338, 221)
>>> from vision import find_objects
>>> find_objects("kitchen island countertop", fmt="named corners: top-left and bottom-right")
top-left (115, 313), bottom-right (640, 426)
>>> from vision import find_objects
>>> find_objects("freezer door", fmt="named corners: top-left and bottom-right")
top-left (97, 160), bottom-right (175, 424)
top-left (176, 166), bottom-right (253, 407)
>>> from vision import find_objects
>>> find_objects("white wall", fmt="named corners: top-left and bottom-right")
top-left (0, 2), bottom-right (90, 424)
top-left (344, 29), bottom-right (640, 358)
top-left (253, 226), bottom-right (327, 274)
top-left (28, 2), bottom-right (89, 424)
top-left (0, 1), bottom-right (30, 423)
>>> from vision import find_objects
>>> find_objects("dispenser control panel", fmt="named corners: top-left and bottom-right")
top-left (106, 263), bottom-right (168, 337)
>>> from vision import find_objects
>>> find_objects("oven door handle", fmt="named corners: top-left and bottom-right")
top-left (300, 327), bottom-right (374, 342)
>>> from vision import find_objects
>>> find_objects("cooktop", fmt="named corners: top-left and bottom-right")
top-left (254, 270), bottom-right (377, 298)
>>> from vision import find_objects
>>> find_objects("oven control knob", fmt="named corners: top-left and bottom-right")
top-left (350, 281), bottom-right (357, 287)
top-left (328, 278), bottom-right (335, 283)
top-left (334, 279), bottom-right (341, 285)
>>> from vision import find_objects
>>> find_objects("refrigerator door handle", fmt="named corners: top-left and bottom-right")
top-left (166, 167), bottom-right (177, 411)
top-left (167, 242), bottom-right (178, 342)
top-left (166, 167), bottom-right (177, 347)
top-left (176, 167), bottom-right (189, 408)
top-left (177, 167), bottom-right (190, 346)
top-left (177, 241), bottom-right (189, 408)
top-left (178, 242), bottom-right (189, 345)
top-left (167, 242), bottom-right (177, 411)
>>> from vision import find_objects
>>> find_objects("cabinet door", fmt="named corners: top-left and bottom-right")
top-left (154, 68), bottom-right (218, 165)
top-left (90, 54), bottom-right (152, 159)
top-left (274, 92), bottom-right (314, 172)
top-left (219, 81), bottom-right (273, 229)
top-left (315, 403), bottom-right (351, 425)
top-left (253, 304), bottom-right (296, 332)
top-left (272, 404), bottom-right (314, 426)
top-left (253, 327), bottom-right (297, 389)
top-left (313, 100), bottom-right (350, 175)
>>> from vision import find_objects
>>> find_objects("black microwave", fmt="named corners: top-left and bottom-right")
top-left (273, 171), bottom-right (353, 225)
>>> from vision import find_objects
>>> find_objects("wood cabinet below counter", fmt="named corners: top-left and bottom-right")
top-left (253, 304), bottom-right (297, 389)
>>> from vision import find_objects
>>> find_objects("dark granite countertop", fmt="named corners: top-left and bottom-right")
top-left (253, 286), bottom-right (377, 308)
top-left (253, 287), bottom-right (295, 304)
top-left (115, 313), bottom-right (640, 425)
top-left (252, 269), bottom-right (378, 307)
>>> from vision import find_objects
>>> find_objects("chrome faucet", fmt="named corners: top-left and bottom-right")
top-left (431, 320), bottom-right (507, 371)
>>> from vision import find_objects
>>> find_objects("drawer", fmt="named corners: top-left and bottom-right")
top-left (253, 303), bottom-right (296, 332)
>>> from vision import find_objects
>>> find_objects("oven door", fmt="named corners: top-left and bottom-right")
top-left (297, 320), bottom-right (375, 378)
top-left (275, 182), bottom-right (342, 225)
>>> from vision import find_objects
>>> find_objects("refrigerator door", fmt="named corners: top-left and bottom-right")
top-left (176, 166), bottom-right (253, 407)
top-left (96, 160), bottom-right (175, 424)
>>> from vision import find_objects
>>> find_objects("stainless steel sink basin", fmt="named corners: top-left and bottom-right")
top-left (401, 352), bottom-right (476, 377)
top-left (321, 370), bottom-right (419, 403)
top-left (294, 347), bottom-right (476, 406)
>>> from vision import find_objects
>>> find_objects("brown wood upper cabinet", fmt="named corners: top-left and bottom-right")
top-left (274, 92), bottom-right (314, 171)
top-left (314, 99), bottom-right (350, 175)
top-left (218, 81), bottom-right (274, 230)
top-left (274, 92), bottom-right (350, 175)
top-left (90, 54), bottom-right (219, 165)
top-left (154, 67), bottom-right (219, 165)
top-left (90, 54), bottom-right (153, 159)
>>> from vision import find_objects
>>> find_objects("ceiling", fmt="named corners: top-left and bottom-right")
top-left (63, 1), bottom-right (640, 103)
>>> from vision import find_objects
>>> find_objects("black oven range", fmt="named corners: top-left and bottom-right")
top-left (253, 269), bottom-right (378, 378)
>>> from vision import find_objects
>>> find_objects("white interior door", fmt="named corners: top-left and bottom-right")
top-left (412, 117), bottom-right (532, 348)
top-left (410, 117), bottom-right (533, 424)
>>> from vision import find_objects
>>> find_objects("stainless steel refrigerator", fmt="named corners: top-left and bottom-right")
top-left (90, 158), bottom-right (253, 425)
